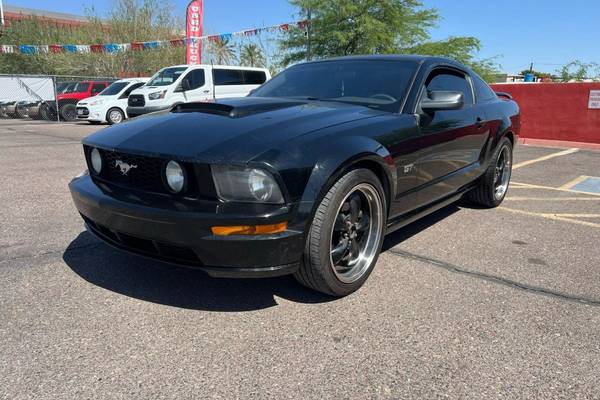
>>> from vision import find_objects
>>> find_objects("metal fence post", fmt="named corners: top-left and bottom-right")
top-left (53, 76), bottom-right (59, 123)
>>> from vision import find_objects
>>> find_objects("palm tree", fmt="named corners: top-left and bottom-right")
top-left (239, 43), bottom-right (266, 68)
top-left (209, 38), bottom-right (236, 65)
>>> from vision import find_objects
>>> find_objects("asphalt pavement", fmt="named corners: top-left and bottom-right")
top-left (1, 119), bottom-right (599, 399)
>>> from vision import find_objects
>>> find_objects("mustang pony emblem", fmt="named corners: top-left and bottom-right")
top-left (115, 160), bottom-right (138, 175)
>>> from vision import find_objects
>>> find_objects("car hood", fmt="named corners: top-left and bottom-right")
top-left (83, 97), bottom-right (383, 163)
top-left (130, 85), bottom-right (165, 96)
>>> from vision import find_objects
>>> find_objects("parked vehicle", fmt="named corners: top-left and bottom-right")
top-left (126, 65), bottom-right (270, 117)
top-left (57, 81), bottom-right (113, 121)
top-left (70, 55), bottom-right (520, 296)
top-left (76, 78), bottom-right (149, 125)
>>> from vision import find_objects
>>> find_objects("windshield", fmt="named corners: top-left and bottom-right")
top-left (99, 82), bottom-right (130, 96)
top-left (72, 82), bottom-right (90, 93)
top-left (60, 83), bottom-right (77, 94)
top-left (250, 60), bottom-right (418, 112)
top-left (147, 67), bottom-right (187, 86)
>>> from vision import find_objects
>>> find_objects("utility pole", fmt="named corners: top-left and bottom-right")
top-left (306, 7), bottom-right (312, 61)
top-left (0, 0), bottom-right (5, 33)
top-left (529, 62), bottom-right (534, 72)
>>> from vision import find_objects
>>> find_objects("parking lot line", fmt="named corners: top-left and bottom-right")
top-left (559, 175), bottom-right (591, 189)
top-left (504, 197), bottom-right (600, 201)
top-left (499, 207), bottom-right (600, 228)
top-left (511, 181), bottom-right (600, 197)
top-left (512, 148), bottom-right (579, 170)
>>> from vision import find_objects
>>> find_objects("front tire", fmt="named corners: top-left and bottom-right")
top-left (294, 168), bottom-right (386, 296)
top-left (106, 108), bottom-right (125, 125)
top-left (467, 137), bottom-right (513, 207)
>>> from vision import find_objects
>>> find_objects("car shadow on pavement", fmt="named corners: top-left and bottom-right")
top-left (382, 203), bottom-right (461, 251)
top-left (63, 232), bottom-right (334, 312)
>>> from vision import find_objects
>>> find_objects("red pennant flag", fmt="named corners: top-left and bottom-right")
top-left (90, 44), bottom-right (104, 53)
top-left (49, 45), bottom-right (63, 53)
top-left (130, 42), bottom-right (144, 51)
top-left (280, 23), bottom-right (290, 31)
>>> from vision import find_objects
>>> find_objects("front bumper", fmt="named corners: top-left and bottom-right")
top-left (126, 104), bottom-right (171, 118)
top-left (69, 175), bottom-right (304, 278)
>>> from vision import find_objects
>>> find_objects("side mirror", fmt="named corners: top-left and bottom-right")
top-left (421, 90), bottom-right (464, 112)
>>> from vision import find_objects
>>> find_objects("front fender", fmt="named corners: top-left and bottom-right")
top-left (294, 135), bottom-right (395, 230)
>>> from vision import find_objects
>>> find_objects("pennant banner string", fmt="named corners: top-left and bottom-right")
top-left (0, 20), bottom-right (309, 55)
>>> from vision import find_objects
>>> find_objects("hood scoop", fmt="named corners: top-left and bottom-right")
top-left (170, 97), bottom-right (306, 118)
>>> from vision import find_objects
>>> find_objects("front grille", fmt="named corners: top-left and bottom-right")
top-left (76, 107), bottom-right (89, 118)
top-left (84, 146), bottom-right (218, 198)
top-left (97, 149), bottom-right (167, 193)
top-left (128, 94), bottom-right (145, 107)
top-left (82, 215), bottom-right (202, 265)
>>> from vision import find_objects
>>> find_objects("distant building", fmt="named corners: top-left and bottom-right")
top-left (2, 4), bottom-right (89, 29)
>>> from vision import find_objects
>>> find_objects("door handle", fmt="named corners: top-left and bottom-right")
top-left (476, 117), bottom-right (485, 129)
top-left (203, 90), bottom-right (210, 94)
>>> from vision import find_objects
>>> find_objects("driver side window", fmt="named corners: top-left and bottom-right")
top-left (181, 69), bottom-right (206, 91)
top-left (422, 69), bottom-right (473, 108)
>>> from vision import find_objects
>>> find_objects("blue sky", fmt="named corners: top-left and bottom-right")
top-left (5, 0), bottom-right (599, 73)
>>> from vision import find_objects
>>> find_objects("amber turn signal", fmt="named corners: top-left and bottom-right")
top-left (211, 222), bottom-right (288, 236)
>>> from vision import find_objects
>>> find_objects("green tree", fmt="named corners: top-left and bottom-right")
top-left (279, 0), bottom-right (499, 81)
top-left (207, 38), bottom-right (236, 65)
top-left (239, 43), bottom-right (266, 67)
top-left (0, 0), bottom-right (184, 77)
top-left (557, 60), bottom-right (599, 82)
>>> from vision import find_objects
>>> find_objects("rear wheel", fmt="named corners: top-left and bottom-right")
top-left (294, 168), bottom-right (386, 296)
top-left (60, 103), bottom-right (77, 121)
top-left (106, 108), bottom-right (125, 125)
top-left (467, 137), bottom-right (513, 207)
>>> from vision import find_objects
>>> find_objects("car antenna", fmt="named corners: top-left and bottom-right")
top-left (210, 59), bottom-right (216, 101)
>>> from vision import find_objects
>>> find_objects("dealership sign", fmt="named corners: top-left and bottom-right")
top-left (186, 0), bottom-right (203, 65)
top-left (589, 90), bottom-right (600, 109)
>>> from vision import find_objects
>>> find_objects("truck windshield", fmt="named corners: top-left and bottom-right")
top-left (72, 82), bottom-right (90, 93)
top-left (99, 82), bottom-right (130, 96)
top-left (250, 60), bottom-right (418, 112)
top-left (147, 67), bottom-right (187, 86)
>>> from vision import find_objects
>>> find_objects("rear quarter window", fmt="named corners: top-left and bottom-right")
top-left (244, 70), bottom-right (267, 85)
top-left (473, 75), bottom-right (497, 102)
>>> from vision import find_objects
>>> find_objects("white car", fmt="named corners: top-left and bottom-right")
top-left (126, 65), bottom-right (271, 118)
top-left (76, 78), bottom-right (150, 125)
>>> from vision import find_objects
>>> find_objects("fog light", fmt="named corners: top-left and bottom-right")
top-left (90, 148), bottom-right (102, 174)
top-left (165, 160), bottom-right (185, 193)
top-left (211, 222), bottom-right (288, 236)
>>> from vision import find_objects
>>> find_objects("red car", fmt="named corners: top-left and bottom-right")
top-left (57, 81), bottom-right (112, 121)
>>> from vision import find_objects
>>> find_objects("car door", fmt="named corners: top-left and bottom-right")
top-left (213, 69), bottom-right (247, 99)
top-left (179, 68), bottom-right (211, 102)
top-left (414, 67), bottom-right (487, 203)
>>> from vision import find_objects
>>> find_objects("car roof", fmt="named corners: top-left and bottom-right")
top-left (160, 64), bottom-right (269, 71)
top-left (300, 54), bottom-right (467, 69)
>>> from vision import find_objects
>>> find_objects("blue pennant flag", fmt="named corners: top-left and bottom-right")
top-left (104, 44), bottom-right (120, 53)
top-left (143, 41), bottom-right (159, 50)
top-left (19, 45), bottom-right (37, 54)
top-left (63, 45), bottom-right (78, 53)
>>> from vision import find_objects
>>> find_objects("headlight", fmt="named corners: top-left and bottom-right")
top-left (90, 148), bottom-right (102, 174)
top-left (148, 90), bottom-right (167, 100)
top-left (89, 99), bottom-right (103, 106)
top-left (165, 160), bottom-right (185, 193)
top-left (211, 165), bottom-right (284, 204)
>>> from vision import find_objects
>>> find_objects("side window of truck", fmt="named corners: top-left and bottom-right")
top-left (213, 69), bottom-right (245, 86)
top-left (182, 69), bottom-right (206, 90)
top-left (91, 83), bottom-right (106, 95)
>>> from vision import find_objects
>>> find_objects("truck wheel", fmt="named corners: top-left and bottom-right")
top-left (294, 168), bottom-right (386, 296)
top-left (60, 104), bottom-right (77, 121)
top-left (106, 108), bottom-right (125, 125)
top-left (467, 137), bottom-right (513, 208)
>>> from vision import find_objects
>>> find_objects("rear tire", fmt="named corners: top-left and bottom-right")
top-left (60, 103), bottom-right (77, 121)
top-left (294, 168), bottom-right (386, 296)
top-left (467, 137), bottom-right (513, 208)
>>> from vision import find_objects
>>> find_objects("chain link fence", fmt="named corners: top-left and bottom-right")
top-left (0, 74), bottom-right (117, 122)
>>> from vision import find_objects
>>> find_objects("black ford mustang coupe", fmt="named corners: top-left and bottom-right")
top-left (70, 55), bottom-right (519, 296)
